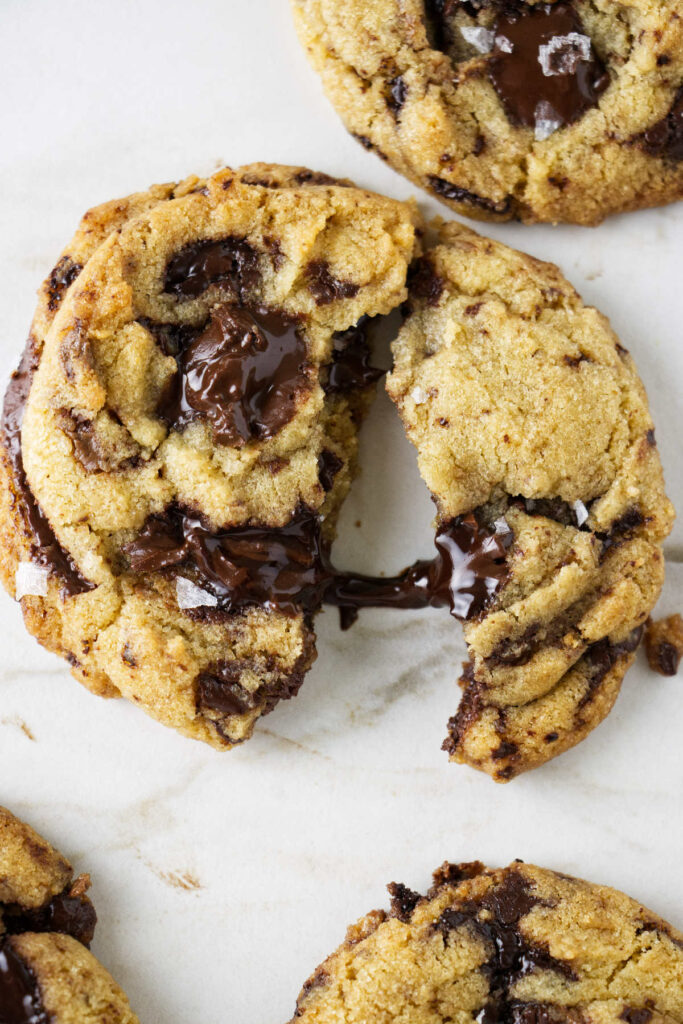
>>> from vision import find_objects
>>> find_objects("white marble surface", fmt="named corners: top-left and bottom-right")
top-left (0, 1), bottom-right (682, 1021)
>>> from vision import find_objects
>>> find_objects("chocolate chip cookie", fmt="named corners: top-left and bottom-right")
top-left (0, 164), bottom-right (419, 749)
top-left (291, 0), bottom-right (683, 224)
top-left (0, 805), bottom-right (138, 1023)
top-left (290, 860), bottom-right (683, 1022)
top-left (386, 222), bottom-right (674, 780)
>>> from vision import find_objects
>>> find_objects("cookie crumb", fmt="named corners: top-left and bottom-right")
top-left (645, 614), bottom-right (683, 676)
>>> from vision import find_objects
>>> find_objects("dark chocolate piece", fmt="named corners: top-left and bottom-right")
top-left (158, 303), bottom-right (311, 446)
top-left (620, 1010), bottom-right (653, 1024)
top-left (0, 939), bottom-right (47, 1024)
top-left (306, 261), bottom-right (360, 306)
top-left (387, 75), bottom-right (407, 116)
top-left (164, 237), bottom-right (260, 300)
top-left (2, 341), bottom-right (94, 598)
top-left (407, 256), bottom-right (445, 307)
top-left (427, 175), bottom-right (512, 214)
top-left (4, 889), bottom-right (97, 948)
top-left (324, 320), bottom-right (384, 395)
top-left (124, 506), bottom-right (511, 624)
top-left (196, 658), bottom-right (307, 717)
top-left (317, 450), bottom-right (344, 492)
top-left (387, 882), bottom-right (422, 922)
top-left (46, 256), bottom-right (82, 313)
top-left (489, 2), bottom-right (609, 129)
top-left (638, 87), bottom-right (683, 162)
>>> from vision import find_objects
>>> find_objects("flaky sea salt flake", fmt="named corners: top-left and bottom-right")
top-left (494, 34), bottom-right (513, 54)
top-left (571, 500), bottom-right (589, 526)
top-left (460, 25), bottom-right (496, 54)
top-left (534, 101), bottom-right (563, 141)
top-left (538, 32), bottom-right (591, 76)
top-left (15, 562), bottom-right (49, 600)
top-left (176, 577), bottom-right (219, 610)
top-left (411, 386), bottom-right (429, 405)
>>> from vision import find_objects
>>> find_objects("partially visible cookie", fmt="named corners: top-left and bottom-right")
top-left (292, 0), bottom-right (683, 224)
top-left (387, 221), bottom-right (674, 779)
top-left (290, 859), bottom-right (683, 1023)
top-left (0, 805), bottom-right (138, 1023)
top-left (0, 164), bottom-right (419, 749)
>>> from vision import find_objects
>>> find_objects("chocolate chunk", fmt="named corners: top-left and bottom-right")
top-left (56, 409), bottom-right (139, 473)
top-left (620, 1010), bottom-right (653, 1024)
top-left (0, 938), bottom-right (48, 1024)
top-left (387, 882), bottom-right (422, 921)
top-left (516, 495), bottom-right (588, 529)
top-left (158, 303), bottom-right (311, 447)
top-left (427, 175), bottom-right (512, 214)
top-left (638, 88), bottom-right (683, 161)
top-left (196, 659), bottom-right (306, 717)
top-left (4, 888), bottom-right (97, 948)
top-left (138, 317), bottom-right (198, 357)
top-left (164, 237), bottom-right (260, 300)
top-left (318, 450), bottom-right (344, 492)
top-left (306, 261), bottom-right (360, 306)
top-left (46, 256), bottom-right (82, 312)
top-left (2, 341), bottom-right (94, 598)
top-left (324, 320), bottom-right (384, 394)
top-left (407, 257), bottom-right (445, 307)
top-left (387, 75), bottom-right (407, 116)
top-left (579, 627), bottom-right (644, 708)
top-left (489, 2), bottom-right (609, 130)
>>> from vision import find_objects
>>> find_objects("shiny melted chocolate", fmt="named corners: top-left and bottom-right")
top-left (2, 342), bottom-right (94, 598)
top-left (124, 506), bottom-right (511, 624)
top-left (0, 940), bottom-right (47, 1024)
top-left (489, 2), bottom-right (609, 129)
top-left (158, 304), bottom-right (311, 446)
top-left (164, 237), bottom-right (260, 300)
top-left (324, 320), bottom-right (384, 394)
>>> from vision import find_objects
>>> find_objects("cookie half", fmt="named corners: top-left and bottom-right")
top-left (0, 164), bottom-right (419, 749)
top-left (291, 0), bottom-right (683, 224)
top-left (290, 859), bottom-right (683, 1023)
top-left (0, 805), bottom-right (138, 1023)
top-left (386, 222), bottom-right (674, 780)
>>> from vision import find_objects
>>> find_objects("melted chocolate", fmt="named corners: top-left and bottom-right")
top-left (164, 237), bottom-right (260, 300)
top-left (489, 2), bottom-right (609, 129)
top-left (4, 889), bottom-right (97, 948)
top-left (158, 303), bottom-right (311, 446)
top-left (0, 940), bottom-right (47, 1024)
top-left (124, 506), bottom-right (511, 624)
top-left (639, 88), bottom-right (683, 161)
top-left (197, 659), bottom-right (306, 717)
top-left (324, 320), bottom-right (384, 394)
top-left (427, 175), bottom-right (512, 214)
top-left (436, 870), bottom-right (575, 1023)
top-left (2, 342), bottom-right (94, 598)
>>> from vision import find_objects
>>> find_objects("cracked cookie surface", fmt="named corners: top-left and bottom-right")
top-left (0, 163), bottom-right (419, 749)
top-left (291, 0), bottom-right (683, 224)
top-left (289, 860), bottom-right (683, 1023)
top-left (0, 805), bottom-right (138, 1024)
top-left (387, 221), bottom-right (674, 779)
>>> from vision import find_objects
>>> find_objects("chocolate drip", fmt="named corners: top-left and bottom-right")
top-left (2, 342), bottom-right (94, 598)
top-left (4, 889), bottom-right (96, 948)
top-left (124, 506), bottom-right (511, 624)
top-left (0, 940), bottom-right (47, 1024)
top-left (324, 320), bottom-right (384, 394)
top-left (164, 236), bottom-right (260, 299)
top-left (639, 87), bottom-right (683, 161)
top-left (158, 303), bottom-right (311, 446)
top-left (489, 2), bottom-right (609, 129)
top-left (435, 870), bottom-right (575, 1023)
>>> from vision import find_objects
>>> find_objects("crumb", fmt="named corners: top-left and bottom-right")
top-left (645, 614), bottom-right (683, 676)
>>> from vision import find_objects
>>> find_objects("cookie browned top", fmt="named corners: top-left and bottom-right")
top-left (0, 164), bottom-right (419, 750)
top-left (387, 222), bottom-right (674, 778)
top-left (292, 0), bottom-right (683, 224)
top-left (291, 860), bottom-right (683, 1022)
top-left (0, 806), bottom-right (138, 1024)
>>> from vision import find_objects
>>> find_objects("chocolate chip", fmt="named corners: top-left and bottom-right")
top-left (387, 75), bottom-right (407, 117)
top-left (324, 320), bottom-right (383, 394)
top-left (158, 303), bottom-right (312, 447)
top-left (2, 340), bottom-right (95, 598)
top-left (427, 175), bottom-right (512, 214)
top-left (306, 261), bottom-right (360, 306)
top-left (646, 428), bottom-right (656, 446)
top-left (544, 732), bottom-right (559, 743)
top-left (638, 87), bottom-right (683, 161)
top-left (164, 237), bottom-right (260, 300)
top-left (407, 257), bottom-right (445, 307)
top-left (46, 256), bottom-right (82, 312)
top-left (0, 938), bottom-right (48, 1024)
top-left (492, 740), bottom-right (518, 761)
top-left (4, 888), bottom-right (97, 949)
top-left (578, 627), bottom-right (644, 709)
top-left (488, 2), bottom-right (609, 130)
top-left (196, 660), bottom-right (306, 717)
top-left (621, 1010), bottom-right (653, 1024)
top-left (387, 882), bottom-right (422, 921)
top-left (318, 450), bottom-right (344, 492)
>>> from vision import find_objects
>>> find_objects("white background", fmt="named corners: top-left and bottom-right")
top-left (0, 2), bottom-right (682, 1021)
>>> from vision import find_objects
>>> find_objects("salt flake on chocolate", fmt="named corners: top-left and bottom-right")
top-left (538, 32), bottom-right (591, 77)
top-left (176, 576), bottom-right (218, 609)
top-left (571, 500), bottom-right (589, 526)
top-left (534, 101), bottom-right (563, 141)
top-left (494, 34), bottom-right (513, 54)
top-left (460, 25), bottom-right (495, 54)
top-left (15, 562), bottom-right (49, 599)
